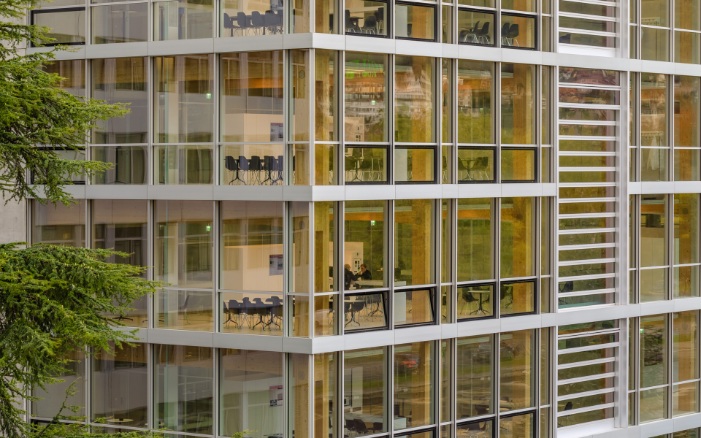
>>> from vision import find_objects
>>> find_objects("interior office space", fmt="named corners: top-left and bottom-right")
top-left (20, 0), bottom-right (701, 435)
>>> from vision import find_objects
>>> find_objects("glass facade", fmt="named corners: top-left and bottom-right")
top-left (22, 0), bottom-right (701, 436)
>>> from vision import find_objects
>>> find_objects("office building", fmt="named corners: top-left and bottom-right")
top-left (21, 0), bottom-right (701, 436)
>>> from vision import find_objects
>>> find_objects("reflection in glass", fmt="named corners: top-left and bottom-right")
top-left (345, 52), bottom-right (387, 142)
top-left (92, 344), bottom-right (148, 426)
top-left (502, 63), bottom-right (536, 145)
top-left (32, 9), bottom-right (86, 45)
top-left (500, 412), bottom-right (534, 437)
top-left (32, 200), bottom-right (86, 247)
top-left (156, 289), bottom-right (214, 331)
top-left (396, 3), bottom-right (436, 40)
top-left (155, 200), bottom-right (213, 288)
top-left (457, 335), bottom-right (493, 419)
top-left (220, 349), bottom-right (283, 438)
top-left (154, 0), bottom-right (213, 40)
top-left (394, 342), bottom-right (434, 428)
top-left (155, 345), bottom-right (213, 434)
top-left (344, 347), bottom-right (387, 435)
top-left (500, 330), bottom-right (534, 411)
top-left (457, 199), bottom-right (493, 282)
top-left (154, 145), bottom-right (213, 184)
top-left (316, 50), bottom-right (337, 141)
top-left (221, 52), bottom-right (284, 143)
top-left (501, 197), bottom-right (535, 279)
top-left (394, 289), bottom-right (435, 326)
top-left (395, 199), bottom-right (434, 286)
top-left (33, 350), bottom-right (85, 419)
top-left (395, 56), bottom-right (434, 142)
top-left (155, 55), bottom-right (214, 143)
top-left (457, 60), bottom-right (493, 144)
top-left (92, 3), bottom-right (148, 44)
top-left (92, 146), bottom-right (147, 184)
top-left (502, 148), bottom-right (536, 181)
top-left (345, 0), bottom-right (388, 36)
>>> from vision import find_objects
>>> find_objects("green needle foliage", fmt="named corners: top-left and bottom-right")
top-left (0, 1), bottom-right (157, 437)
top-left (0, 0), bottom-right (126, 205)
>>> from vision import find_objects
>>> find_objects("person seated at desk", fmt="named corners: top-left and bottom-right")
top-left (354, 263), bottom-right (372, 281)
top-left (344, 264), bottom-right (355, 289)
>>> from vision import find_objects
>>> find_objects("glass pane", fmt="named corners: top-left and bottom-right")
top-left (154, 0), bottom-right (213, 40)
top-left (457, 10), bottom-right (495, 46)
top-left (315, 50), bottom-right (337, 141)
top-left (395, 56), bottom-right (434, 142)
top-left (32, 350), bottom-right (85, 418)
top-left (641, 27), bottom-right (670, 61)
top-left (316, 0), bottom-right (336, 32)
top-left (395, 148), bottom-right (436, 182)
top-left (457, 335), bottom-right (493, 419)
top-left (675, 31), bottom-right (701, 63)
top-left (674, 382), bottom-right (699, 416)
top-left (640, 387), bottom-right (668, 422)
top-left (92, 146), bottom-right (147, 184)
top-left (344, 292), bottom-right (388, 331)
top-left (457, 283), bottom-right (494, 319)
top-left (156, 289), bottom-right (213, 331)
top-left (440, 340), bottom-right (452, 422)
top-left (220, 144), bottom-right (285, 185)
top-left (500, 330), bottom-right (535, 411)
top-left (345, 200), bottom-right (385, 289)
top-left (220, 201), bottom-right (283, 292)
top-left (155, 200), bottom-right (213, 288)
top-left (456, 420), bottom-right (493, 437)
top-left (220, 349), bottom-right (283, 438)
top-left (501, 14), bottom-right (536, 49)
top-left (500, 412), bottom-right (534, 438)
top-left (155, 345), bottom-right (213, 434)
top-left (501, 148), bottom-right (536, 181)
top-left (500, 281), bottom-right (535, 315)
top-left (501, 197), bottom-right (535, 278)
top-left (32, 201), bottom-right (86, 246)
top-left (457, 148), bottom-right (495, 182)
top-left (154, 145), bottom-right (213, 184)
top-left (640, 195), bottom-right (667, 267)
top-left (396, 4), bottom-right (436, 40)
top-left (314, 202), bottom-right (336, 293)
top-left (344, 347), bottom-right (387, 435)
top-left (222, 0), bottom-right (284, 36)
top-left (673, 311), bottom-right (698, 382)
top-left (32, 9), bottom-right (86, 45)
top-left (155, 54), bottom-right (214, 143)
top-left (345, 52), bottom-right (387, 142)
top-left (91, 344), bottom-right (148, 426)
top-left (642, 0), bottom-right (669, 27)
top-left (641, 314), bottom-right (669, 388)
top-left (457, 60), bottom-right (493, 144)
top-left (345, 0), bottom-right (388, 36)
top-left (220, 292), bottom-right (283, 335)
top-left (314, 353), bottom-right (338, 438)
top-left (220, 52), bottom-right (284, 143)
top-left (395, 199), bottom-right (434, 286)
top-left (502, 63), bottom-right (536, 145)
top-left (92, 3), bottom-right (148, 43)
top-left (457, 198), bottom-right (493, 281)
top-left (394, 342), bottom-right (434, 428)
top-left (395, 288), bottom-right (435, 326)
top-left (92, 58), bottom-right (148, 144)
